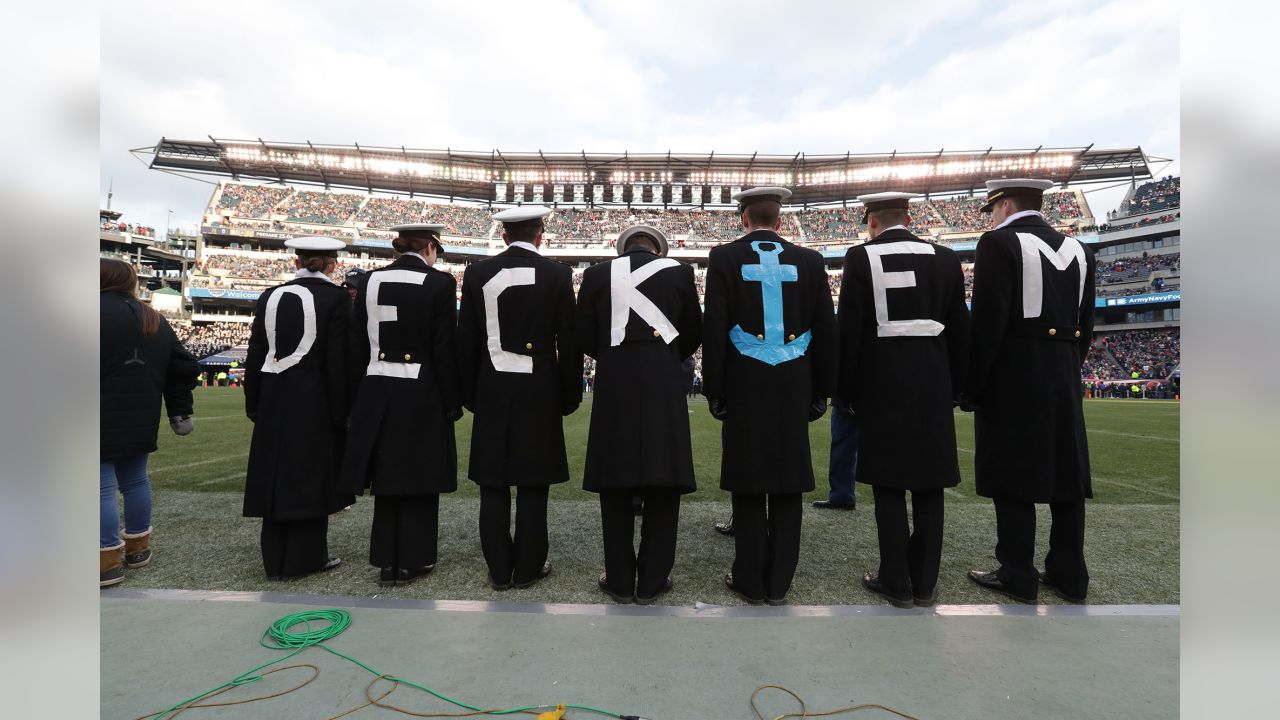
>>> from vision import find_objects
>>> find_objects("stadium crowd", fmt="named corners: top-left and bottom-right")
top-left (1100, 329), bottom-right (1180, 380)
top-left (355, 198), bottom-right (493, 237)
top-left (1095, 252), bottom-right (1179, 284)
top-left (101, 220), bottom-right (157, 237)
top-left (280, 191), bottom-right (364, 225)
top-left (216, 184), bottom-right (292, 219)
top-left (1112, 176), bottom-right (1180, 219)
top-left (171, 320), bottom-right (252, 359)
top-left (1098, 212), bottom-right (1180, 234)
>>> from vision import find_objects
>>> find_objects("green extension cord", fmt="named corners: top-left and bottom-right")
top-left (140, 608), bottom-right (630, 720)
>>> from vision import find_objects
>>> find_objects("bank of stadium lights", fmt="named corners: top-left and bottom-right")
top-left (221, 144), bottom-right (499, 182)
top-left (799, 153), bottom-right (1076, 186)
top-left (503, 169), bottom-right (590, 184)
top-left (686, 171), bottom-right (794, 186)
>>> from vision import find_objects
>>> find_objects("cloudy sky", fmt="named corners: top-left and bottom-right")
top-left (100, 0), bottom-right (1178, 234)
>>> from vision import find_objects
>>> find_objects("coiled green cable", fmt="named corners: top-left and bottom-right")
top-left (139, 608), bottom-right (624, 720)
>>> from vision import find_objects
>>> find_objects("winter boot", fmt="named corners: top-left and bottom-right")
top-left (100, 541), bottom-right (125, 587)
top-left (123, 527), bottom-right (152, 569)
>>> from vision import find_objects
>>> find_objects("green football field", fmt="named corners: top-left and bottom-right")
top-left (128, 388), bottom-right (1179, 605)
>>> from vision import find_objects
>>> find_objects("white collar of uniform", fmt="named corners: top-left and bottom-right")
top-left (877, 224), bottom-right (909, 235)
top-left (401, 251), bottom-right (431, 266)
top-left (995, 210), bottom-right (1044, 230)
top-left (294, 268), bottom-right (333, 282)
top-left (508, 241), bottom-right (540, 255)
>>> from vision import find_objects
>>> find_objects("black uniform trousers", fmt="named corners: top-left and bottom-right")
top-left (731, 492), bottom-right (803, 601)
top-left (599, 488), bottom-right (681, 599)
top-left (369, 495), bottom-right (439, 570)
top-left (994, 499), bottom-right (1089, 599)
top-left (872, 487), bottom-right (944, 598)
top-left (260, 517), bottom-right (328, 578)
top-left (479, 486), bottom-right (549, 585)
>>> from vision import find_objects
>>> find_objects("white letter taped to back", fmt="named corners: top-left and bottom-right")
top-left (483, 267), bottom-right (536, 373)
top-left (262, 286), bottom-right (316, 374)
top-left (864, 241), bottom-right (944, 337)
top-left (610, 256), bottom-right (681, 347)
top-left (1016, 233), bottom-right (1086, 319)
top-left (366, 270), bottom-right (427, 379)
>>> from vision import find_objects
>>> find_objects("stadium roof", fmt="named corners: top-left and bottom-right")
top-left (138, 138), bottom-right (1152, 206)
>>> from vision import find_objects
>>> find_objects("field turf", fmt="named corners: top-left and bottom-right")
top-left (126, 388), bottom-right (1179, 605)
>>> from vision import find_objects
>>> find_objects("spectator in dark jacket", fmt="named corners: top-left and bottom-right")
top-left (100, 259), bottom-right (198, 587)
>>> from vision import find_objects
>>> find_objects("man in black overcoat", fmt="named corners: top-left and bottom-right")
top-left (576, 225), bottom-right (702, 603)
top-left (702, 186), bottom-right (838, 605)
top-left (243, 236), bottom-right (353, 580)
top-left (343, 223), bottom-right (461, 585)
top-left (457, 206), bottom-right (583, 590)
top-left (836, 193), bottom-right (970, 608)
top-left (963, 179), bottom-right (1096, 603)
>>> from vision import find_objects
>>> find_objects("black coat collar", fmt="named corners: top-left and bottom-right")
top-left (1003, 214), bottom-right (1053, 230)
top-left (500, 244), bottom-right (540, 258)
top-left (734, 228), bottom-right (786, 245)
top-left (391, 253), bottom-right (429, 269)
top-left (866, 228), bottom-right (922, 244)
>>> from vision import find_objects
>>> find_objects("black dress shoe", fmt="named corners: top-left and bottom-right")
top-left (490, 575), bottom-right (512, 591)
top-left (812, 500), bottom-right (856, 510)
top-left (765, 595), bottom-right (788, 606)
top-left (967, 569), bottom-right (1037, 604)
top-left (634, 577), bottom-right (673, 605)
top-left (714, 520), bottom-right (735, 536)
top-left (724, 573), bottom-right (764, 605)
top-left (1038, 570), bottom-right (1087, 603)
top-left (598, 573), bottom-right (634, 604)
top-left (862, 572), bottom-right (913, 609)
top-left (398, 564), bottom-right (435, 584)
top-left (321, 557), bottom-right (342, 572)
top-left (513, 560), bottom-right (552, 589)
top-left (379, 567), bottom-right (397, 586)
top-left (913, 588), bottom-right (938, 608)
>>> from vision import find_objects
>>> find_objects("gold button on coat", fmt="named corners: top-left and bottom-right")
top-left (404, 353), bottom-right (412, 361)
top-left (1074, 330), bottom-right (1081, 337)
top-left (757, 334), bottom-right (764, 340)
top-left (525, 342), bottom-right (533, 350)
top-left (378, 352), bottom-right (385, 360)
top-left (787, 334), bottom-right (795, 341)
top-left (653, 329), bottom-right (661, 337)
top-left (1048, 328), bottom-right (1057, 336)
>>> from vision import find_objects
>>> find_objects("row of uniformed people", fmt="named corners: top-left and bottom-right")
top-left (242, 176), bottom-right (1094, 606)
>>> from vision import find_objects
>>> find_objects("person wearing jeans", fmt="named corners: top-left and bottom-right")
top-left (815, 403), bottom-right (858, 509)
top-left (100, 259), bottom-right (197, 587)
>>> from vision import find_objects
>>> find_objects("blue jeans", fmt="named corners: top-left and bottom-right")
top-left (826, 405), bottom-right (859, 507)
top-left (101, 455), bottom-right (152, 548)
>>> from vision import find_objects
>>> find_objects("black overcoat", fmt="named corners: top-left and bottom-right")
top-left (836, 228), bottom-right (970, 491)
top-left (575, 247), bottom-right (703, 493)
top-left (702, 229), bottom-right (838, 494)
top-left (342, 254), bottom-right (461, 496)
top-left (968, 214), bottom-right (1096, 502)
top-left (100, 292), bottom-right (198, 459)
top-left (456, 245), bottom-right (583, 488)
top-left (243, 276), bottom-right (355, 519)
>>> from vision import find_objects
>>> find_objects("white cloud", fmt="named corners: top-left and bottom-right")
top-left (100, 0), bottom-right (1178, 231)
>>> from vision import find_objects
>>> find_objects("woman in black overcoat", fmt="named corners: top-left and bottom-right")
top-left (242, 237), bottom-right (354, 580)
top-left (342, 224), bottom-right (461, 586)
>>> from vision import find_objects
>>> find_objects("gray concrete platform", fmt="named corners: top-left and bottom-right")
top-left (102, 590), bottom-right (1178, 719)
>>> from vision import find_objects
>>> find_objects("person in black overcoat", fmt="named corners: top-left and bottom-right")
top-left (242, 237), bottom-right (353, 580)
top-left (100, 259), bottom-right (198, 587)
top-left (962, 179), bottom-right (1097, 604)
top-left (456, 206), bottom-right (583, 590)
top-left (576, 225), bottom-right (702, 603)
top-left (702, 186), bottom-right (838, 605)
top-left (836, 193), bottom-right (970, 608)
top-left (342, 223), bottom-right (462, 586)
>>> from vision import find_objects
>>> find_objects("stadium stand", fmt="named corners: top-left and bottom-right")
top-left (1095, 252), bottom-right (1179, 284)
top-left (355, 198), bottom-right (493, 237)
top-left (1099, 212), bottom-right (1180, 233)
top-left (1099, 328), bottom-right (1180, 379)
top-left (1119, 176), bottom-right (1180, 217)
top-left (280, 190), bottom-right (363, 225)
top-left (216, 184), bottom-right (291, 219)
top-left (172, 320), bottom-right (252, 359)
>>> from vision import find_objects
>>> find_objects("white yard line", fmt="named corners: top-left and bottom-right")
top-left (198, 472), bottom-right (246, 486)
top-left (151, 452), bottom-right (249, 473)
top-left (190, 414), bottom-right (245, 421)
top-left (1088, 429), bottom-right (1179, 442)
top-left (1092, 476), bottom-right (1180, 501)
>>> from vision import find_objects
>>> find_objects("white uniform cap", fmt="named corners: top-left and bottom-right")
top-left (856, 191), bottom-right (920, 223)
top-left (616, 224), bottom-right (670, 257)
top-left (980, 178), bottom-right (1056, 212)
top-left (284, 236), bottom-right (346, 254)
top-left (731, 186), bottom-right (793, 207)
top-left (389, 223), bottom-right (447, 234)
top-left (492, 206), bottom-right (553, 224)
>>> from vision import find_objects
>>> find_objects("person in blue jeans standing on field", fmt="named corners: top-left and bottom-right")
top-left (100, 259), bottom-right (198, 587)
top-left (814, 402), bottom-right (858, 509)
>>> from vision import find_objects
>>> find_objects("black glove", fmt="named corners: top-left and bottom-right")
top-left (707, 397), bottom-right (727, 421)
top-left (445, 407), bottom-right (463, 422)
top-left (808, 398), bottom-right (828, 422)
top-left (957, 393), bottom-right (981, 413)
